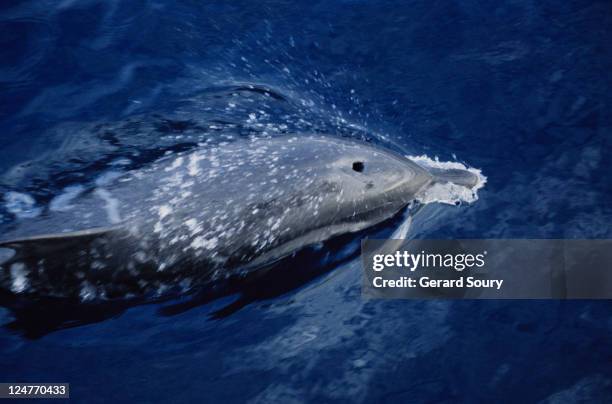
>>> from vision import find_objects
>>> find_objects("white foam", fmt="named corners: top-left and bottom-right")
top-left (390, 214), bottom-right (412, 239)
top-left (110, 158), bottom-right (132, 166)
top-left (191, 236), bottom-right (218, 250)
top-left (3, 192), bottom-right (41, 219)
top-left (407, 154), bottom-right (487, 206)
top-left (10, 263), bottom-right (28, 293)
top-left (95, 171), bottom-right (123, 187)
top-left (94, 188), bottom-right (122, 224)
top-left (49, 185), bottom-right (85, 212)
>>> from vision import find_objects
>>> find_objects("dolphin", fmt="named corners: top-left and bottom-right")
top-left (0, 135), bottom-right (482, 302)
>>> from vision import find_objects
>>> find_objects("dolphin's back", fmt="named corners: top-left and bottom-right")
top-left (0, 135), bottom-right (438, 299)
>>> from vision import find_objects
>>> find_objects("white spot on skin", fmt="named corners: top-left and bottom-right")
top-left (79, 281), bottom-right (97, 301)
top-left (185, 218), bottom-right (198, 230)
top-left (191, 236), bottom-right (218, 250)
top-left (134, 251), bottom-right (147, 263)
top-left (188, 153), bottom-right (204, 176)
top-left (91, 260), bottom-right (106, 270)
top-left (165, 156), bottom-right (184, 171)
top-left (153, 221), bottom-right (163, 233)
top-left (158, 205), bottom-right (172, 219)
top-left (184, 218), bottom-right (202, 235)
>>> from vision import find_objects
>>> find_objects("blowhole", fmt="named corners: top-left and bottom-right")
top-left (352, 161), bottom-right (364, 172)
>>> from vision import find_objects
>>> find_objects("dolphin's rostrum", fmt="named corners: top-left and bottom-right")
top-left (0, 135), bottom-right (483, 301)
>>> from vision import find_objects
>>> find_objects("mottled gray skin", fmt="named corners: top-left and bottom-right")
top-left (0, 135), bottom-right (476, 301)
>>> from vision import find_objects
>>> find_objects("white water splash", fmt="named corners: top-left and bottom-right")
top-left (3, 192), bottom-right (41, 219)
top-left (408, 155), bottom-right (487, 206)
top-left (95, 170), bottom-right (123, 187)
top-left (49, 185), bottom-right (85, 212)
top-left (10, 262), bottom-right (29, 293)
top-left (94, 188), bottom-right (122, 224)
top-left (390, 214), bottom-right (412, 239)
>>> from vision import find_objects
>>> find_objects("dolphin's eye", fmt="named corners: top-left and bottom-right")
top-left (352, 161), bottom-right (364, 172)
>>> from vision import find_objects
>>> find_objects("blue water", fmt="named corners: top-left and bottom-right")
top-left (1, 0), bottom-right (612, 402)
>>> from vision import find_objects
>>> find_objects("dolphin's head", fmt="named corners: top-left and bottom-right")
top-left (335, 148), bottom-right (431, 195)
top-left (274, 136), bottom-right (436, 230)
top-left (304, 137), bottom-right (481, 213)
top-left (317, 138), bottom-right (434, 208)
